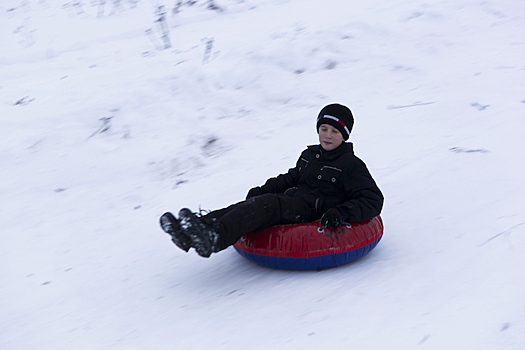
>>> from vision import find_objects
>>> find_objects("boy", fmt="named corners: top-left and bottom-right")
top-left (160, 103), bottom-right (383, 258)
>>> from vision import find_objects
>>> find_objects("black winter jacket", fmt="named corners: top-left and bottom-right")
top-left (256, 142), bottom-right (383, 223)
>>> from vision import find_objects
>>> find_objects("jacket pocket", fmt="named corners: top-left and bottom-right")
top-left (315, 166), bottom-right (343, 195)
top-left (298, 157), bottom-right (309, 173)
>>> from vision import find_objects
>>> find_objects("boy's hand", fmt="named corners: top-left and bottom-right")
top-left (246, 186), bottom-right (265, 199)
top-left (321, 208), bottom-right (344, 228)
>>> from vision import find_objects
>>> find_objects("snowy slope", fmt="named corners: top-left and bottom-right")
top-left (1, 0), bottom-right (524, 349)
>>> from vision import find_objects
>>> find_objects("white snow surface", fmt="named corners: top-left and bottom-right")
top-left (1, 0), bottom-right (524, 349)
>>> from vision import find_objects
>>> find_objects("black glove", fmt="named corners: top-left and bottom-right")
top-left (246, 186), bottom-right (266, 200)
top-left (320, 208), bottom-right (344, 228)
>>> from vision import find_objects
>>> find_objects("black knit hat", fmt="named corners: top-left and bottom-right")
top-left (316, 103), bottom-right (354, 141)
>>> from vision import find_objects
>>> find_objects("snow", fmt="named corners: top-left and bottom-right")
top-left (1, 0), bottom-right (524, 348)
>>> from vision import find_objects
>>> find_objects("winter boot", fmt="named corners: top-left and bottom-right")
top-left (178, 208), bottom-right (220, 258)
top-left (159, 212), bottom-right (192, 252)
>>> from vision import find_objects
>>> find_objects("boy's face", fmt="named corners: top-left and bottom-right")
top-left (318, 124), bottom-right (344, 151)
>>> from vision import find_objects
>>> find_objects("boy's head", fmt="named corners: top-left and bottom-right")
top-left (316, 103), bottom-right (354, 141)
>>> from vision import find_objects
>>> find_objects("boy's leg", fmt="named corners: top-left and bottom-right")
top-left (200, 206), bottom-right (232, 225)
top-left (216, 194), bottom-right (316, 250)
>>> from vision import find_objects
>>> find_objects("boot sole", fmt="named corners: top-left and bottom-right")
top-left (178, 208), bottom-right (218, 258)
top-left (160, 212), bottom-right (192, 252)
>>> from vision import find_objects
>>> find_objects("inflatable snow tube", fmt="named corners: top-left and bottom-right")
top-left (234, 215), bottom-right (383, 270)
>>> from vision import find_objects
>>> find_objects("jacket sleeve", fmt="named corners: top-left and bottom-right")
top-left (337, 160), bottom-right (383, 222)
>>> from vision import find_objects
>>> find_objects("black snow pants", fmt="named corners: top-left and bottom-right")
top-left (202, 194), bottom-right (319, 251)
